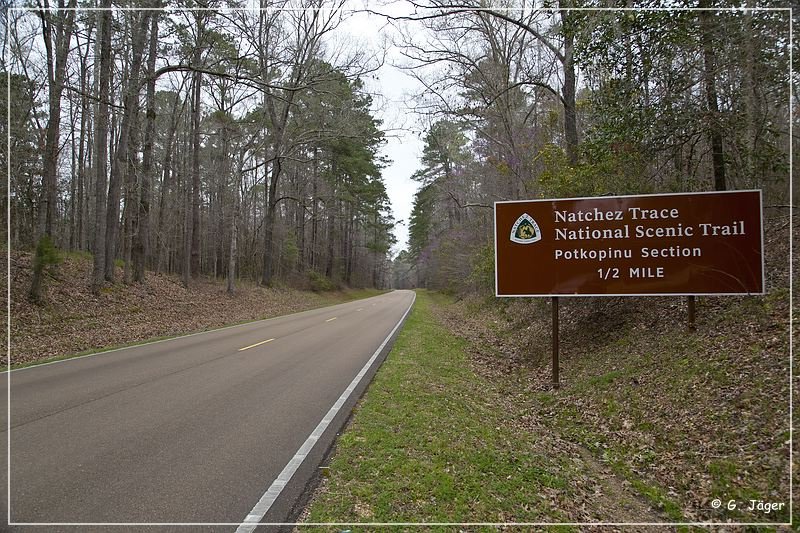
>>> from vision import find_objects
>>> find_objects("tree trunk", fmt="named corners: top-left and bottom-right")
top-left (38, 1), bottom-right (77, 239)
top-left (91, 0), bottom-right (112, 294)
top-left (743, 0), bottom-right (756, 186)
top-left (105, 11), bottom-right (150, 281)
top-left (699, 3), bottom-right (726, 191)
top-left (560, 5), bottom-right (579, 167)
top-left (214, 119), bottom-right (228, 279)
top-left (310, 149), bottom-right (319, 270)
top-left (297, 190), bottom-right (306, 272)
top-left (181, 109), bottom-right (192, 288)
top-left (82, 124), bottom-right (92, 251)
top-left (29, 1), bottom-right (77, 302)
top-left (190, 73), bottom-right (202, 277)
top-left (325, 196), bottom-right (336, 278)
top-left (183, 160), bottom-right (192, 289)
top-left (190, 16), bottom-right (204, 278)
top-left (155, 92), bottom-right (181, 274)
top-left (76, 20), bottom-right (92, 252)
top-left (122, 99), bottom-right (141, 285)
top-left (133, 11), bottom-right (159, 282)
top-left (75, 52), bottom-right (88, 251)
top-left (68, 107), bottom-right (77, 250)
top-left (227, 185), bottom-right (239, 295)
top-left (344, 204), bottom-right (354, 285)
top-left (262, 157), bottom-right (280, 285)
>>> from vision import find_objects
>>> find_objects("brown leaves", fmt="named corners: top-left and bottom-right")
top-left (5, 251), bottom-right (348, 366)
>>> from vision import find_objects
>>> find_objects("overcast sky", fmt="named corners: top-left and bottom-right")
top-left (338, 2), bottom-right (426, 254)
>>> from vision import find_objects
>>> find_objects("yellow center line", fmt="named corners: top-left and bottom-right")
top-left (238, 338), bottom-right (275, 351)
top-left (326, 317), bottom-right (337, 322)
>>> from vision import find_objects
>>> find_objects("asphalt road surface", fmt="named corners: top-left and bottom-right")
top-left (1, 289), bottom-right (415, 530)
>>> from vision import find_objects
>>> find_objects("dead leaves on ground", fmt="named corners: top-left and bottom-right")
top-left (5, 252), bottom-right (343, 366)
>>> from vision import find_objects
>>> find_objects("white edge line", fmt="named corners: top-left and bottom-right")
top-left (5, 291), bottom-right (392, 374)
top-left (235, 292), bottom-right (416, 533)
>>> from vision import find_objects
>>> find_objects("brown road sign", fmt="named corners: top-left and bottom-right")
top-left (494, 190), bottom-right (764, 297)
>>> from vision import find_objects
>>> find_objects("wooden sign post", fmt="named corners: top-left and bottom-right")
top-left (494, 190), bottom-right (764, 388)
top-left (552, 296), bottom-right (559, 389)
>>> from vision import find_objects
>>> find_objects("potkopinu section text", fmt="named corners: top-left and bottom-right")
top-left (554, 246), bottom-right (702, 262)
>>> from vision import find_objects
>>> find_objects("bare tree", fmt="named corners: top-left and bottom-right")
top-left (384, 0), bottom-right (581, 168)
top-left (133, 9), bottom-right (160, 282)
top-left (91, 0), bottom-right (112, 295)
top-left (699, 1), bottom-right (726, 191)
top-left (253, 0), bottom-right (347, 286)
top-left (29, 0), bottom-right (77, 302)
top-left (105, 10), bottom-right (151, 282)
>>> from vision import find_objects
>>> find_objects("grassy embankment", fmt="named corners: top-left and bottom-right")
top-left (303, 290), bottom-right (666, 527)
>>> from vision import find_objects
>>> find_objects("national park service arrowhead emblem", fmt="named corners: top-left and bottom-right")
top-left (510, 213), bottom-right (541, 244)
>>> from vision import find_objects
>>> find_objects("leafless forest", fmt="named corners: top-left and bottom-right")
top-left (6, 1), bottom-right (396, 300)
top-left (2, 2), bottom-right (794, 299)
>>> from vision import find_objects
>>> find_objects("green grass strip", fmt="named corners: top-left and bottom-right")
top-left (304, 290), bottom-right (577, 527)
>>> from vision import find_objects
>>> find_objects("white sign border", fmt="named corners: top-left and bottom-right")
top-left (494, 189), bottom-right (766, 298)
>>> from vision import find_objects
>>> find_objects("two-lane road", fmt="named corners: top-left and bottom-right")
top-left (2, 289), bottom-right (415, 529)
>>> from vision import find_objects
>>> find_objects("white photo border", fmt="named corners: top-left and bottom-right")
top-left (5, 4), bottom-right (794, 528)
